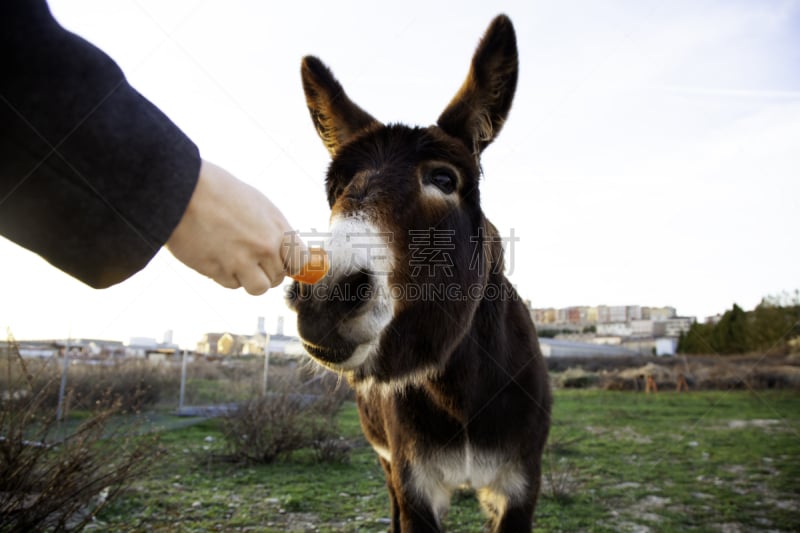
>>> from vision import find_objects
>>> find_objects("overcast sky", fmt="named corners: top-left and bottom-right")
top-left (2, 0), bottom-right (798, 347)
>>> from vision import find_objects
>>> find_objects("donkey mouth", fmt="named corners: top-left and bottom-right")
top-left (301, 340), bottom-right (357, 365)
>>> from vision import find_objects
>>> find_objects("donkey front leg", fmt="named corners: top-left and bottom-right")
top-left (378, 457), bottom-right (401, 532)
top-left (391, 462), bottom-right (448, 533)
top-left (492, 501), bottom-right (535, 533)
top-left (479, 472), bottom-right (541, 533)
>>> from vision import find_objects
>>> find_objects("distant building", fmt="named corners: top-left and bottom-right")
top-left (664, 317), bottom-right (695, 337)
top-left (196, 317), bottom-right (273, 357)
top-left (646, 306), bottom-right (677, 321)
top-left (629, 320), bottom-right (668, 338)
top-left (267, 334), bottom-right (304, 359)
top-left (527, 302), bottom-right (692, 358)
top-left (127, 335), bottom-right (179, 360)
top-left (196, 331), bottom-right (267, 357)
top-left (11, 340), bottom-right (60, 358)
top-left (43, 339), bottom-right (126, 359)
top-left (609, 306), bottom-right (628, 324)
top-left (627, 305), bottom-right (642, 321)
top-left (540, 338), bottom-right (636, 358)
top-left (597, 322), bottom-right (633, 337)
top-left (530, 304), bottom-right (679, 327)
top-left (127, 337), bottom-right (158, 358)
top-left (531, 308), bottom-right (557, 325)
top-left (655, 337), bottom-right (678, 356)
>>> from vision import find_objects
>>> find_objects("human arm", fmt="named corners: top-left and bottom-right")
top-left (0, 0), bottom-right (200, 287)
top-left (1, 0), bottom-right (306, 293)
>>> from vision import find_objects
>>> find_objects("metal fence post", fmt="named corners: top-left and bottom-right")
top-left (262, 334), bottom-right (271, 396)
top-left (56, 339), bottom-right (70, 422)
top-left (179, 349), bottom-right (188, 412)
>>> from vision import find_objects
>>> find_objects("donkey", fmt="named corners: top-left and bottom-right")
top-left (286, 15), bottom-right (551, 532)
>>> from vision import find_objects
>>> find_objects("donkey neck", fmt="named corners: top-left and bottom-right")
top-left (428, 274), bottom-right (520, 409)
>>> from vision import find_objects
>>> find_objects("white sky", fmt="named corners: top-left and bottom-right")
top-left (2, 0), bottom-right (798, 348)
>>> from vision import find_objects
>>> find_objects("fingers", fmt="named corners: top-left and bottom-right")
top-left (167, 159), bottom-right (314, 295)
top-left (280, 232), bottom-right (329, 284)
top-left (290, 248), bottom-right (329, 284)
top-left (217, 234), bottom-right (304, 296)
top-left (235, 268), bottom-right (272, 296)
top-left (280, 231), bottom-right (310, 277)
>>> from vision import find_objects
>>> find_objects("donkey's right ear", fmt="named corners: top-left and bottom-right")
top-left (437, 15), bottom-right (518, 159)
top-left (301, 56), bottom-right (381, 157)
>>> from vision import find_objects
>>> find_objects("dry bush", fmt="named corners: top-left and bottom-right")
top-left (546, 355), bottom-right (662, 374)
top-left (540, 431), bottom-right (585, 502)
top-left (68, 360), bottom-right (175, 410)
top-left (555, 367), bottom-right (600, 389)
top-left (541, 447), bottom-right (581, 503)
top-left (0, 338), bottom-right (163, 532)
top-left (307, 383), bottom-right (355, 464)
top-left (311, 434), bottom-right (353, 464)
top-left (181, 358), bottom-right (304, 405)
top-left (2, 356), bottom-right (177, 413)
top-left (221, 392), bottom-right (310, 463)
top-left (220, 375), bottom-right (350, 464)
top-left (549, 354), bottom-right (800, 391)
top-left (690, 357), bottom-right (800, 390)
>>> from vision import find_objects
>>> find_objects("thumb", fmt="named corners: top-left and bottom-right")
top-left (281, 231), bottom-right (308, 276)
top-left (281, 232), bottom-right (329, 284)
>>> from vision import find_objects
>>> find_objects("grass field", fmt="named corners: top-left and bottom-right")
top-left (93, 389), bottom-right (800, 532)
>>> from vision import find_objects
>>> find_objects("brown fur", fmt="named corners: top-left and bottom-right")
top-left (287, 15), bottom-right (551, 532)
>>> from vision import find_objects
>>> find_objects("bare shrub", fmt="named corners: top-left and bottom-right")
top-left (1, 355), bottom-right (177, 413)
top-left (541, 448), bottom-right (581, 503)
top-left (221, 392), bottom-right (310, 463)
top-left (311, 434), bottom-right (353, 464)
top-left (541, 431), bottom-right (584, 503)
top-left (547, 354), bottom-right (800, 391)
top-left (555, 367), bottom-right (600, 389)
top-left (0, 336), bottom-right (163, 532)
top-left (67, 360), bottom-right (175, 411)
top-left (220, 374), bottom-right (350, 464)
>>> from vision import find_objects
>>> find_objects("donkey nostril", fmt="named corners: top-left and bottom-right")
top-left (336, 270), bottom-right (374, 312)
top-left (284, 281), bottom-right (300, 308)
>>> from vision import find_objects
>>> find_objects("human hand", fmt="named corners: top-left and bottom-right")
top-left (166, 159), bottom-right (308, 295)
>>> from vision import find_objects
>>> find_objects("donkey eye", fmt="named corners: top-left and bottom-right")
top-left (428, 169), bottom-right (457, 194)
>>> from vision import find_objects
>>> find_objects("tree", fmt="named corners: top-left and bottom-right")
top-left (677, 321), bottom-right (715, 354)
top-left (678, 297), bottom-right (800, 355)
top-left (713, 303), bottom-right (751, 354)
top-left (751, 299), bottom-right (800, 352)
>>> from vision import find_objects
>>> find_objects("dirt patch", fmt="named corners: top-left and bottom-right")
top-left (605, 494), bottom-right (672, 532)
top-left (726, 418), bottom-right (781, 429)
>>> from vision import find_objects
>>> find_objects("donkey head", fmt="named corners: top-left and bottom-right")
top-left (286, 15), bottom-right (518, 384)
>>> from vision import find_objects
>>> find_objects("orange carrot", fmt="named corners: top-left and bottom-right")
top-left (290, 248), bottom-right (329, 284)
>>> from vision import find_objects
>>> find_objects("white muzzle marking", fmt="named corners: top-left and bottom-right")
top-left (323, 214), bottom-right (395, 370)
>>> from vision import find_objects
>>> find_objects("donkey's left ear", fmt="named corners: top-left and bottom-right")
top-left (437, 15), bottom-right (518, 158)
top-left (301, 56), bottom-right (381, 157)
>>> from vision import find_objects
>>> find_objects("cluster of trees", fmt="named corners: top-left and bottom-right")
top-left (678, 293), bottom-right (800, 355)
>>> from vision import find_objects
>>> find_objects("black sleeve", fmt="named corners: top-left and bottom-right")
top-left (0, 0), bottom-right (201, 288)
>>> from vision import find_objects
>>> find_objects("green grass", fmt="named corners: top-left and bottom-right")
top-left (537, 390), bottom-right (800, 532)
top-left (94, 390), bottom-right (800, 532)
